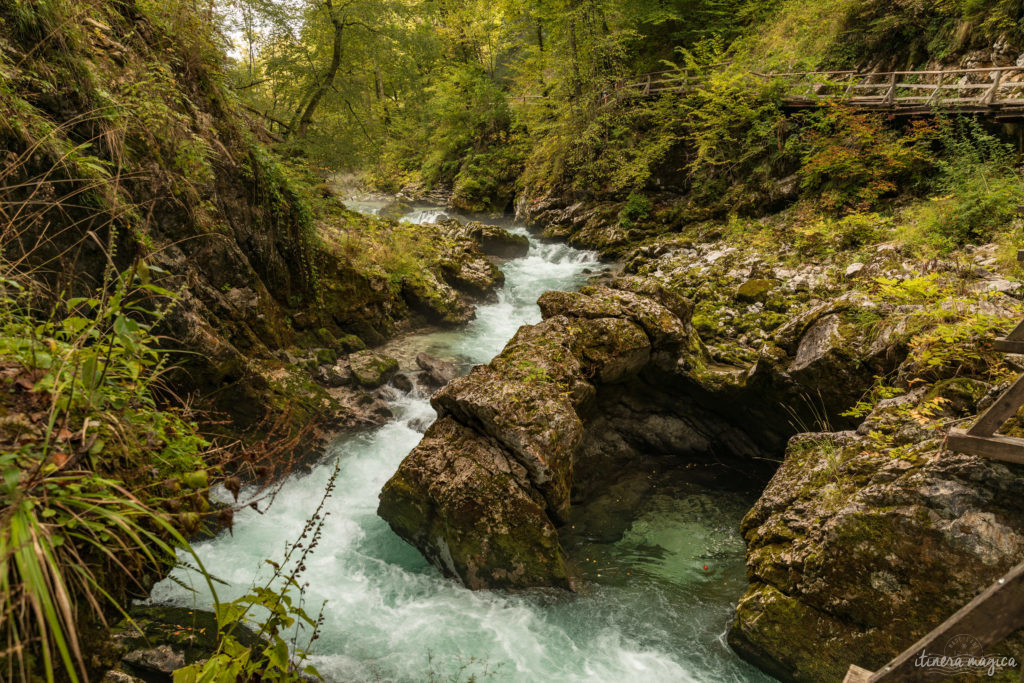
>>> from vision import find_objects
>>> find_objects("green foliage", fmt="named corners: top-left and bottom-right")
top-left (792, 212), bottom-right (889, 256)
top-left (845, 275), bottom-right (1022, 430)
top-left (795, 105), bottom-right (935, 214)
top-left (900, 119), bottom-right (1024, 253)
top-left (618, 192), bottom-right (652, 228)
top-left (680, 66), bottom-right (786, 200)
top-left (173, 466), bottom-right (337, 683)
top-left (0, 262), bottom-right (217, 682)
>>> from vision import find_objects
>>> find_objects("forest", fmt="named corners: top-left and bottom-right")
top-left (4, 0), bottom-right (1024, 680)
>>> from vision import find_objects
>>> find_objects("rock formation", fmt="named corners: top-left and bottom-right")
top-left (378, 272), bottom-right (897, 590)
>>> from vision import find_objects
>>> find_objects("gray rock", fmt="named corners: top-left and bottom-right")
top-left (315, 363), bottom-right (350, 388)
top-left (845, 262), bottom-right (866, 277)
top-left (348, 350), bottom-right (399, 388)
top-left (391, 372), bottom-right (414, 392)
top-left (123, 645), bottom-right (184, 675)
top-left (415, 352), bottom-right (458, 388)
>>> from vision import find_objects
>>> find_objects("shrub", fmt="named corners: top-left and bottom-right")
top-left (795, 105), bottom-right (935, 214)
top-left (899, 119), bottom-right (1024, 253)
top-left (618, 192), bottom-right (653, 227)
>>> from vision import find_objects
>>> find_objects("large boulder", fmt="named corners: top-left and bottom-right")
top-left (729, 386), bottom-right (1024, 681)
top-left (431, 219), bottom-right (506, 299)
top-left (378, 283), bottom-right (701, 588)
top-left (378, 418), bottom-right (572, 589)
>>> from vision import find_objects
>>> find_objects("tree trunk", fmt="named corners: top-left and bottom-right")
top-left (290, 0), bottom-right (345, 138)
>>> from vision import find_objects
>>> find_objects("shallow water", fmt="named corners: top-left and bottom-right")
top-left (150, 206), bottom-right (773, 682)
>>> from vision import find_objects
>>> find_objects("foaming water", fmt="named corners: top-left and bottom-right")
top-left (150, 205), bottom-right (772, 682)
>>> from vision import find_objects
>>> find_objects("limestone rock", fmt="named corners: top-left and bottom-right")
top-left (465, 221), bottom-right (530, 258)
top-left (416, 352), bottom-right (458, 388)
top-left (432, 219), bottom-right (506, 299)
top-left (348, 350), bottom-right (399, 388)
top-left (377, 417), bottom-right (572, 589)
top-left (378, 281), bottom-right (695, 588)
top-left (122, 646), bottom-right (184, 676)
top-left (729, 404), bottom-right (1024, 680)
top-left (391, 372), bottom-right (414, 392)
top-left (735, 279), bottom-right (774, 302)
top-left (315, 363), bottom-right (351, 388)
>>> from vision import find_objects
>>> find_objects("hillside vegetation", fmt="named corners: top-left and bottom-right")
top-left (5, 0), bottom-right (1024, 679)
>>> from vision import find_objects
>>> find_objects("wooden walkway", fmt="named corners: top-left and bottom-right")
top-left (606, 66), bottom-right (1024, 119)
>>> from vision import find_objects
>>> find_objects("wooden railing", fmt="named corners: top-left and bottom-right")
top-left (572, 65), bottom-right (1024, 118)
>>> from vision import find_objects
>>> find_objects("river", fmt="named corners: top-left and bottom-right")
top-left (150, 204), bottom-right (772, 682)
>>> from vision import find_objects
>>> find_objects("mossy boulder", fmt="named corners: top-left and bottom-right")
top-left (730, 401), bottom-right (1024, 680)
top-left (348, 350), bottom-right (399, 388)
top-left (378, 282), bottom-right (696, 589)
top-left (378, 417), bottom-right (572, 589)
top-left (336, 334), bottom-right (366, 353)
top-left (735, 278), bottom-right (774, 302)
top-left (430, 219), bottom-right (506, 300)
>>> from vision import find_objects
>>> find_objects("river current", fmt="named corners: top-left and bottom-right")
top-left (151, 204), bottom-right (772, 682)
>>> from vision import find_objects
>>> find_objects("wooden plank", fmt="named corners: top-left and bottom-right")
top-left (947, 430), bottom-right (1024, 464)
top-left (843, 665), bottom-right (873, 682)
top-left (967, 373), bottom-right (1024, 436)
top-left (865, 560), bottom-right (1024, 682)
top-left (993, 339), bottom-right (1024, 353)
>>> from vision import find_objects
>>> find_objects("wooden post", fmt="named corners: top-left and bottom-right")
top-left (884, 72), bottom-right (897, 105)
top-left (842, 72), bottom-right (857, 100)
top-left (986, 69), bottom-right (1004, 105)
top-left (927, 72), bottom-right (945, 105)
top-left (643, 73), bottom-right (651, 96)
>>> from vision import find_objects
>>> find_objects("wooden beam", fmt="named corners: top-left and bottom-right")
top-left (947, 430), bottom-right (1024, 464)
top-left (859, 560), bottom-right (1024, 681)
top-left (993, 339), bottom-right (1024, 354)
top-left (1003, 319), bottom-right (1024, 342)
top-left (967, 373), bottom-right (1024, 436)
top-left (843, 665), bottom-right (873, 682)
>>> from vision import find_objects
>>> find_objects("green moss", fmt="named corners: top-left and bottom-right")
top-left (735, 279), bottom-right (775, 302)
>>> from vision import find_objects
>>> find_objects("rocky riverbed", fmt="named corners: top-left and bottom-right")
top-left (375, 194), bottom-right (1024, 680)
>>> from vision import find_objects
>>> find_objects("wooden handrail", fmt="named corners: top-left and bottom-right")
top-left (514, 65), bottom-right (1024, 116)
